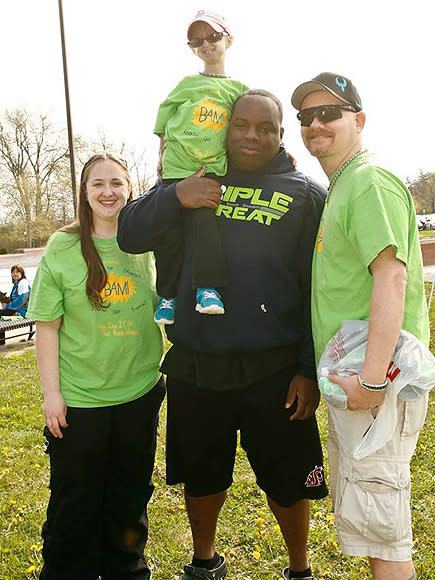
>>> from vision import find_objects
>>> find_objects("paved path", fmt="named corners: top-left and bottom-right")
top-left (0, 248), bottom-right (44, 269)
top-left (0, 248), bottom-right (44, 290)
top-left (424, 265), bottom-right (435, 282)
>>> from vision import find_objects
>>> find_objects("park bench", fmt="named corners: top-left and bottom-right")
top-left (0, 317), bottom-right (36, 344)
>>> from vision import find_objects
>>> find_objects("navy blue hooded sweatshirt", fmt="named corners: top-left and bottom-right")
top-left (118, 149), bottom-right (326, 380)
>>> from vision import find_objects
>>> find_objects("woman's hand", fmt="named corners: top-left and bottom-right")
top-left (43, 391), bottom-right (68, 438)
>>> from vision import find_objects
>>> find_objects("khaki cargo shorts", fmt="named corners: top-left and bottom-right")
top-left (328, 395), bottom-right (428, 561)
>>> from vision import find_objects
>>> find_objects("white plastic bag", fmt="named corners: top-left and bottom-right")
top-left (317, 320), bottom-right (435, 458)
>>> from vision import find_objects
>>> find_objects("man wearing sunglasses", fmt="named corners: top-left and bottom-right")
top-left (292, 73), bottom-right (429, 580)
top-left (119, 89), bottom-right (329, 580)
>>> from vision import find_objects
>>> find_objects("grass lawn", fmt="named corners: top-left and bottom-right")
top-left (419, 230), bottom-right (435, 239)
top-left (1, 325), bottom-right (435, 579)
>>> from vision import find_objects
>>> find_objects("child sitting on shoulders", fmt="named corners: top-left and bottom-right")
top-left (153, 10), bottom-right (248, 324)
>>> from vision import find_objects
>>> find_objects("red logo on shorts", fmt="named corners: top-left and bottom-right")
top-left (305, 465), bottom-right (324, 487)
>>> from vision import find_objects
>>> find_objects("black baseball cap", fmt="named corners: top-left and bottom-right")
top-left (291, 72), bottom-right (362, 112)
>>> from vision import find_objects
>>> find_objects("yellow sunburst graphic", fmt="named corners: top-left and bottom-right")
top-left (316, 225), bottom-right (323, 253)
top-left (101, 272), bottom-right (136, 303)
top-left (192, 98), bottom-right (227, 131)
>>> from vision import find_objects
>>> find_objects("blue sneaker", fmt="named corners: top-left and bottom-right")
top-left (154, 297), bottom-right (176, 325)
top-left (195, 288), bottom-right (225, 315)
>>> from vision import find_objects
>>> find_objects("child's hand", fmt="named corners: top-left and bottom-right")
top-left (175, 167), bottom-right (222, 209)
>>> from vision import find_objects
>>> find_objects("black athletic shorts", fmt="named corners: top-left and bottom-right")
top-left (166, 366), bottom-right (328, 507)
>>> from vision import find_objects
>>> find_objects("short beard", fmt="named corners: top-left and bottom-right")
top-left (308, 145), bottom-right (333, 160)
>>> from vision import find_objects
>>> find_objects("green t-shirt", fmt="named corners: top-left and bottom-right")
top-left (312, 153), bottom-right (429, 364)
top-left (154, 74), bottom-right (248, 178)
top-left (28, 232), bottom-right (164, 407)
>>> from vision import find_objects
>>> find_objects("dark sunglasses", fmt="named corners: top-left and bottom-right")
top-left (297, 104), bottom-right (356, 127)
top-left (188, 31), bottom-right (226, 48)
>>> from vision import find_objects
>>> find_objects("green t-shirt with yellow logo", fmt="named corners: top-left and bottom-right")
top-left (154, 74), bottom-right (248, 178)
top-left (28, 232), bottom-right (163, 407)
top-left (312, 153), bottom-right (429, 364)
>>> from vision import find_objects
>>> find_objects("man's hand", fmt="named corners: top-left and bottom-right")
top-left (329, 373), bottom-right (386, 411)
top-left (285, 375), bottom-right (320, 420)
top-left (175, 167), bottom-right (222, 209)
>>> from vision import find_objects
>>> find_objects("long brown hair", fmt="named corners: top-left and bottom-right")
top-left (61, 153), bottom-right (133, 308)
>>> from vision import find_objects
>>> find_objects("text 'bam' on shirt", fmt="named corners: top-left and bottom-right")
top-left (100, 271), bottom-right (136, 304)
top-left (192, 98), bottom-right (228, 131)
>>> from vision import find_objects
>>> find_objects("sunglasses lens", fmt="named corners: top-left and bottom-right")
top-left (208, 32), bottom-right (223, 43)
top-left (298, 106), bottom-right (345, 127)
top-left (320, 107), bottom-right (343, 123)
top-left (298, 110), bottom-right (315, 127)
top-left (188, 32), bottom-right (224, 48)
top-left (188, 38), bottom-right (202, 48)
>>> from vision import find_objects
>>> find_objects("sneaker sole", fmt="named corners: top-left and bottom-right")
top-left (195, 304), bottom-right (225, 314)
top-left (154, 316), bottom-right (175, 325)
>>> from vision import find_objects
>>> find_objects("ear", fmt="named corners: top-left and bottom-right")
top-left (356, 111), bottom-right (366, 132)
top-left (280, 127), bottom-right (284, 142)
top-left (225, 35), bottom-right (234, 49)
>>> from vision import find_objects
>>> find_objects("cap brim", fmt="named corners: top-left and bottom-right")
top-left (291, 81), bottom-right (350, 110)
top-left (187, 17), bottom-right (228, 38)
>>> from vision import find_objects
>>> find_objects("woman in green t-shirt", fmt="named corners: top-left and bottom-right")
top-left (28, 153), bottom-right (164, 580)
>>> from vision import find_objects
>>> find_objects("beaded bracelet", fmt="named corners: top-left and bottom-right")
top-left (357, 374), bottom-right (388, 391)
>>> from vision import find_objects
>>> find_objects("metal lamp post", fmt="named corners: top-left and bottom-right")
top-left (58, 0), bottom-right (77, 217)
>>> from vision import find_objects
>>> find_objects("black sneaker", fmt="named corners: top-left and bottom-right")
top-left (181, 556), bottom-right (227, 579)
top-left (282, 568), bottom-right (316, 580)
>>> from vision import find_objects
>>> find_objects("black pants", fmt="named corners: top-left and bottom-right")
top-left (154, 177), bottom-right (227, 298)
top-left (39, 379), bottom-right (165, 580)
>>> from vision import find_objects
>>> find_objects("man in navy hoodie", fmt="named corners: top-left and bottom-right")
top-left (118, 89), bottom-right (328, 580)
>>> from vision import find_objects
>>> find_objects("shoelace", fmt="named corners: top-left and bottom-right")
top-left (160, 299), bottom-right (174, 309)
top-left (202, 291), bottom-right (219, 300)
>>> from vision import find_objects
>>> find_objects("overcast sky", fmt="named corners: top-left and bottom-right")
top-left (1, 0), bottom-right (433, 187)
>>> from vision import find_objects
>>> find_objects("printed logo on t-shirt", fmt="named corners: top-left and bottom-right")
top-left (216, 184), bottom-right (293, 226)
top-left (192, 98), bottom-right (228, 131)
top-left (316, 225), bottom-right (323, 252)
top-left (101, 271), bottom-right (136, 303)
top-left (305, 465), bottom-right (324, 487)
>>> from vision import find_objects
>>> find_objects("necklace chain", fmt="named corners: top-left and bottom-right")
top-left (328, 150), bottom-right (368, 193)
top-left (199, 71), bottom-right (229, 78)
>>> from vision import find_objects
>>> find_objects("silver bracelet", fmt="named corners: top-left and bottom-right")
top-left (357, 374), bottom-right (388, 392)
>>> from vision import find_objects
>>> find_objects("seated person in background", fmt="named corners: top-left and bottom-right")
top-left (0, 263), bottom-right (31, 317)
